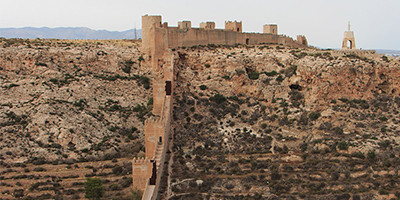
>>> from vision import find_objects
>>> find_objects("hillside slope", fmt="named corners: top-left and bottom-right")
top-left (0, 39), bottom-right (150, 199)
top-left (163, 45), bottom-right (400, 200)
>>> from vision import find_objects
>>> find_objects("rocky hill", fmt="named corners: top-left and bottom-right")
top-left (0, 38), bottom-right (150, 199)
top-left (1, 39), bottom-right (400, 200)
top-left (161, 45), bottom-right (400, 200)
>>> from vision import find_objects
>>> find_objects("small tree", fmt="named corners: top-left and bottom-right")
top-left (85, 178), bottom-right (104, 200)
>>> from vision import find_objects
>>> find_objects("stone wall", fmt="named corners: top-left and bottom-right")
top-left (132, 16), bottom-right (175, 199)
top-left (142, 15), bottom-right (308, 51)
top-left (132, 157), bottom-right (154, 192)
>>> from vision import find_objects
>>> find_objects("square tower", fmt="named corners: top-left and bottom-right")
top-left (178, 21), bottom-right (192, 30)
top-left (225, 21), bottom-right (242, 32)
top-left (264, 24), bottom-right (278, 35)
top-left (200, 22), bottom-right (215, 30)
top-left (141, 15), bottom-right (163, 55)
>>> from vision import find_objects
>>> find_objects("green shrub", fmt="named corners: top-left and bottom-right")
top-left (264, 71), bottom-right (278, 76)
top-left (284, 66), bottom-right (297, 77)
top-left (248, 71), bottom-right (259, 80)
top-left (378, 116), bottom-right (388, 121)
top-left (260, 123), bottom-right (267, 129)
top-left (222, 75), bottom-right (230, 80)
top-left (139, 76), bottom-right (150, 89)
top-left (210, 94), bottom-right (226, 104)
top-left (309, 112), bottom-right (321, 120)
top-left (289, 90), bottom-right (303, 107)
top-left (297, 52), bottom-right (308, 59)
top-left (121, 60), bottom-right (134, 74)
top-left (13, 189), bottom-right (24, 198)
top-left (367, 151), bottom-right (376, 162)
top-left (35, 62), bottom-right (47, 67)
top-left (199, 85), bottom-right (208, 90)
top-left (276, 75), bottom-right (284, 82)
top-left (351, 151), bottom-right (365, 159)
top-left (337, 141), bottom-right (349, 150)
top-left (235, 69), bottom-right (245, 75)
top-left (131, 188), bottom-right (142, 200)
top-left (120, 177), bottom-right (133, 188)
top-left (84, 178), bottom-right (104, 200)
top-left (381, 56), bottom-right (389, 62)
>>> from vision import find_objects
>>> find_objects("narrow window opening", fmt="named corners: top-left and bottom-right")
top-left (149, 161), bottom-right (157, 185)
top-left (165, 81), bottom-right (172, 95)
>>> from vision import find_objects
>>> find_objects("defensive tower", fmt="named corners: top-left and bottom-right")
top-left (225, 21), bottom-right (242, 32)
top-left (264, 24), bottom-right (278, 35)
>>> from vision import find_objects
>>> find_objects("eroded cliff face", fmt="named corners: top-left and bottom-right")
top-left (176, 46), bottom-right (400, 106)
top-left (0, 39), bottom-right (152, 163)
top-left (165, 45), bottom-right (400, 199)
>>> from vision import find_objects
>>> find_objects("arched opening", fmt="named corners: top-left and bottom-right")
top-left (347, 40), bottom-right (352, 49)
top-left (246, 38), bottom-right (249, 45)
top-left (237, 28), bottom-right (240, 32)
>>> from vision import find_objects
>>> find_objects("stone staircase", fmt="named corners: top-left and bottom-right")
top-left (154, 143), bottom-right (163, 168)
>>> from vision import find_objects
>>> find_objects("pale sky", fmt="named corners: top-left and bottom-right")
top-left (1, 0), bottom-right (399, 50)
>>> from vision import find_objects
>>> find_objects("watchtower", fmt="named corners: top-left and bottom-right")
top-left (200, 22), bottom-right (215, 30)
top-left (142, 15), bottom-right (162, 55)
top-left (178, 21), bottom-right (192, 30)
top-left (297, 35), bottom-right (308, 46)
top-left (225, 21), bottom-right (242, 32)
top-left (264, 24), bottom-right (278, 35)
top-left (342, 22), bottom-right (356, 49)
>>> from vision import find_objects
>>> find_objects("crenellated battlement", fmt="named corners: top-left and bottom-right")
top-left (145, 117), bottom-right (163, 125)
top-left (142, 15), bottom-right (308, 51)
top-left (132, 157), bottom-right (151, 164)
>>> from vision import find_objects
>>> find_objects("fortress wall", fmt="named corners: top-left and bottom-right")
top-left (163, 27), bottom-right (305, 49)
top-left (136, 15), bottom-right (307, 199)
top-left (243, 33), bottom-right (278, 45)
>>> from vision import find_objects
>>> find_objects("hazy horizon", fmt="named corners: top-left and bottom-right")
top-left (1, 0), bottom-right (399, 50)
